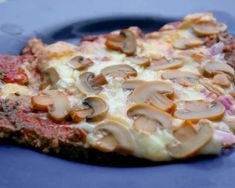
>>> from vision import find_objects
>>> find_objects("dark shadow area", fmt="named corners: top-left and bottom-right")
top-left (39, 16), bottom-right (177, 44)
top-left (1, 140), bottom-right (232, 168)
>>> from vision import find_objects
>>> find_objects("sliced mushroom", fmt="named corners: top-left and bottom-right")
top-left (126, 57), bottom-right (150, 67)
top-left (31, 94), bottom-right (53, 111)
top-left (92, 120), bottom-right (135, 152)
top-left (47, 91), bottom-right (71, 122)
top-left (91, 134), bottom-right (118, 152)
top-left (79, 72), bottom-right (107, 94)
top-left (173, 38), bottom-right (204, 50)
top-left (202, 61), bottom-right (234, 79)
top-left (101, 64), bottom-right (137, 78)
top-left (68, 56), bottom-right (94, 71)
top-left (69, 108), bottom-right (94, 123)
top-left (133, 116), bottom-right (158, 133)
top-left (229, 90), bottom-right (235, 99)
top-left (128, 81), bottom-right (175, 111)
top-left (89, 74), bottom-right (108, 87)
top-left (149, 57), bottom-right (184, 71)
top-left (83, 96), bottom-right (108, 122)
top-left (174, 100), bottom-right (225, 121)
top-left (105, 29), bottom-right (137, 55)
top-left (161, 70), bottom-right (200, 86)
top-left (122, 80), bottom-right (145, 90)
top-left (192, 22), bottom-right (220, 36)
top-left (127, 103), bottom-right (173, 130)
top-left (172, 121), bottom-right (195, 142)
top-left (212, 73), bottom-right (231, 87)
top-left (167, 120), bottom-right (214, 159)
top-left (44, 67), bottom-right (60, 85)
top-left (199, 78), bottom-right (225, 96)
top-left (32, 90), bottom-right (71, 122)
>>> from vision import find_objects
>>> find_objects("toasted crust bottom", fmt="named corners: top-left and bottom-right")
top-left (0, 126), bottom-right (158, 166)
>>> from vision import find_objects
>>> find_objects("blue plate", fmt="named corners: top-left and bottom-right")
top-left (1, 1), bottom-right (235, 188)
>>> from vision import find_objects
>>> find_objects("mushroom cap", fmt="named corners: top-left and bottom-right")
top-left (167, 120), bottom-right (214, 159)
top-left (122, 80), bottom-right (145, 90)
top-left (127, 103), bottom-right (173, 130)
top-left (128, 81), bottom-right (175, 111)
top-left (79, 72), bottom-right (106, 94)
top-left (105, 29), bottom-right (137, 55)
top-left (173, 37), bottom-right (204, 50)
top-left (69, 108), bottom-right (94, 123)
top-left (68, 56), bottom-right (94, 71)
top-left (149, 58), bottom-right (184, 71)
top-left (91, 134), bottom-right (118, 153)
top-left (83, 96), bottom-right (109, 122)
top-left (133, 116), bottom-right (158, 133)
top-left (192, 22), bottom-right (220, 36)
top-left (31, 94), bottom-right (53, 111)
top-left (44, 67), bottom-right (60, 85)
top-left (47, 90), bottom-right (71, 122)
top-left (212, 73), bottom-right (231, 88)
top-left (93, 120), bottom-right (136, 152)
top-left (174, 100), bottom-right (225, 121)
top-left (127, 56), bottom-right (150, 67)
top-left (161, 70), bottom-right (200, 86)
top-left (31, 90), bottom-right (71, 122)
top-left (202, 61), bottom-right (234, 79)
top-left (101, 64), bottom-right (137, 78)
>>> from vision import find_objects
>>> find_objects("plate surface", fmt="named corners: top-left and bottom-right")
top-left (1, 1), bottom-right (235, 188)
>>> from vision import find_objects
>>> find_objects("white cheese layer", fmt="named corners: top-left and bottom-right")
top-left (34, 24), bottom-right (233, 161)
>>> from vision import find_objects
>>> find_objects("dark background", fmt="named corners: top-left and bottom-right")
top-left (0, 0), bottom-right (235, 188)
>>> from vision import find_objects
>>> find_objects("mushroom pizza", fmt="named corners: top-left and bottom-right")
top-left (0, 12), bottom-right (235, 162)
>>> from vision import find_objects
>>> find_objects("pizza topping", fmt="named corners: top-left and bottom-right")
top-left (43, 41), bottom-right (76, 60)
top-left (32, 90), bottom-right (71, 122)
top-left (68, 56), bottom-right (94, 71)
top-left (161, 70), bottom-right (199, 86)
top-left (100, 64), bottom-right (137, 78)
top-left (184, 12), bottom-right (216, 23)
top-left (92, 120), bottom-right (135, 152)
top-left (0, 83), bottom-right (31, 97)
top-left (199, 78), bottom-right (225, 96)
top-left (160, 21), bottom-right (181, 31)
top-left (129, 81), bottom-right (174, 111)
top-left (212, 73), bottom-right (231, 87)
top-left (122, 80), bottom-right (145, 90)
top-left (91, 134), bottom-right (118, 152)
top-left (82, 96), bottom-right (108, 122)
top-left (47, 91), bottom-right (71, 122)
top-left (167, 120), bottom-right (214, 159)
top-left (79, 72), bottom-right (108, 94)
top-left (69, 108), bottom-right (94, 123)
top-left (105, 29), bottom-right (137, 55)
top-left (126, 56), bottom-right (150, 67)
top-left (174, 100), bottom-right (225, 121)
top-left (149, 57), bottom-right (184, 71)
top-left (202, 61), bottom-right (234, 79)
top-left (172, 37), bottom-right (204, 50)
top-left (44, 67), bottom-right (60, 85)
top-left (192, 22), bottom-right (220, 36)
top-left (132, 116), bottom-right (158, 133)
top-left (31, 94), bottom-right (53, 111)
top-left (127, 103), bottom-right (173, 130)
top-left (0, 55), bottom-right (28, 85)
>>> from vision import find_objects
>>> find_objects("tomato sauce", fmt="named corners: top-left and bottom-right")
top-left (0, 55), bottom-right (28, 84)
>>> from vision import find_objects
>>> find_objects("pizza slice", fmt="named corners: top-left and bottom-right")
top-left (0, 12), bottom-right (235, 163)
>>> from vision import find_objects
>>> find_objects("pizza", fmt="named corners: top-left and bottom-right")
top-left (0, 12), bottom-right (235, 163)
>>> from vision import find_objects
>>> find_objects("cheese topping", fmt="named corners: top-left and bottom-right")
top-left (16, 12), bottom-right (235, 161)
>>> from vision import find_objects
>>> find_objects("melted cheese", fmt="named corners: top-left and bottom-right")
top-left (33, 14), bottom-right (235, 161)
top-left (0, 83), bottom-right (31, 97)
